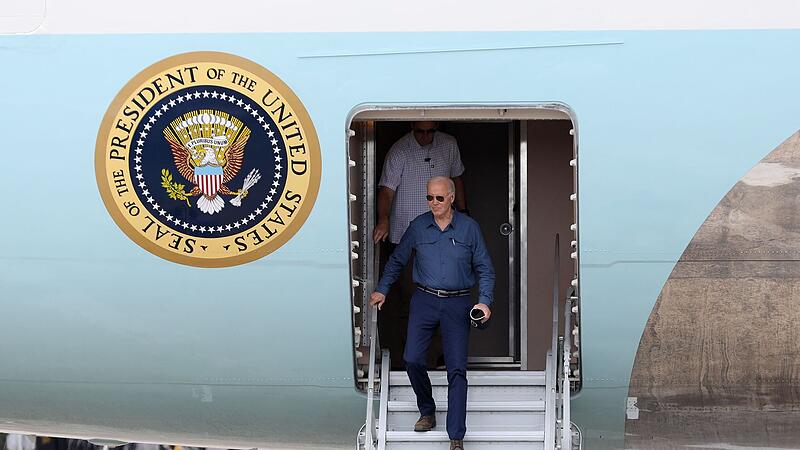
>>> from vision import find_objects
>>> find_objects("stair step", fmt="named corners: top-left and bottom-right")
top-left (386, 430), bottom-right (544, 450)
top-left (386, 408), bottom-right (545, 432)
top-left (388, 401), bottom-right (545, 412)
top-left (390, 371), bottom-right (545, 387)
top-left (386, 441), bottom-right (544, 450)
top-left (387, 430), bottom-right (544, 441)
top-left (389, 385), bottom-right (545, 403)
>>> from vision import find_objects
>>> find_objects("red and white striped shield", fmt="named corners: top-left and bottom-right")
top-left (194, 166), bottom-right (224, 197)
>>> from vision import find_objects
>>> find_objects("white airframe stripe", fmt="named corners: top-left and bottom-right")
top-left (3, 0), bottom-right (800, 35)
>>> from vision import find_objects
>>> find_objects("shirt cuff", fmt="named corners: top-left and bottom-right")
top-left (378, 181), bottom-right (399, 191)
top-left (478, 297), bottom-right (492, 307)
top-left (375, 283), bottom-right (391, 296)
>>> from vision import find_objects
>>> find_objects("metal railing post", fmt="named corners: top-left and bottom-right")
top-left (562, 296), bottom-right (572, 450)
top-left (549, 234), bottom-right (561, 449)
top-left (364, 306), bottom-right (379, 449)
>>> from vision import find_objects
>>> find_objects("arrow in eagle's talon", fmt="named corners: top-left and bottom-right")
top-left (230, 169), bottom-right (261, 206)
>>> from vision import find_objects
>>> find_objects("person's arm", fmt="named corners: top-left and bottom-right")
top-left (374, 139), bottom-right (404, 243)
top-left (371, 225), bottom-right (414, 309)
top-left (470, 224), bottom-right (495, 322)
top-left (453, 176), bottom-right (466, 211)
top-left (449, 138), bottom-right (467, 212)
top-left (372, 186), bottom-right (395, 243)
top-left (471, 224), bottom-right (495, 307)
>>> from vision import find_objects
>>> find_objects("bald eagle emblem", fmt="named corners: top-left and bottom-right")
top-left (161, 110), bottom-right (261, 214)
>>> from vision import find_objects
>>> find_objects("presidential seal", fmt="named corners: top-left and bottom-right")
top-left (96, 52), bottom-right (321, 267)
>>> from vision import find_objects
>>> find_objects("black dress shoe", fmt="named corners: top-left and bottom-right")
top-left (413, 415), bottom-right (436, 431)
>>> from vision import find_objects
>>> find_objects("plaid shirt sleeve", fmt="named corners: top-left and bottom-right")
top-left (449, 138), bottom-right (465, 177)
top-left (378, 141), bottom-right (405, 191)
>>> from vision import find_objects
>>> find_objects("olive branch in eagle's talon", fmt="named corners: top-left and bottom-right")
top-left (161, 169), bottom-right (192, 207)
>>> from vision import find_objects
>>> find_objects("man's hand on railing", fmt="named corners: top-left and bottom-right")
top-left (370, 292), bottom-right (386, 310)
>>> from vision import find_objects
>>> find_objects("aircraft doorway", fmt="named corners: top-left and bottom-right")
top-left (373, 121), bottom-right (515, 365)
top-left (348, 106), bottom-right (580, 378)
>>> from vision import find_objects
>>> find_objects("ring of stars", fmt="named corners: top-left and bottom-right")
top-left (133, 89), bottom-right (286, 236)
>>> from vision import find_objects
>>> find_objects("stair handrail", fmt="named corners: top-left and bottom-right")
top-left (549, 233), bottom-right (561, 450)
top-left (552, 232), bottom-right (575, 450)
top-left (377, 349), bottom-right (390, 450)
top-left (551, 234), bottom-right (560, 378)
top-left (561, 294), bottom-right (573, 450)
top-left (544, 349), bottom-right (556, 450)
top-left (364, 301), bottom-right (380, 449)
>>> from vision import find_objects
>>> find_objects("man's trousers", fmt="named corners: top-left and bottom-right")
top-left (403, 289), bottom-right (472, 440)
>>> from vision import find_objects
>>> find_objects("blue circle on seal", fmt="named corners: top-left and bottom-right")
top-left (129, 86), bottom-right (288, 239)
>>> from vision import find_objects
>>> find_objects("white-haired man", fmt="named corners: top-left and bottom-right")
top-left (372, 121), bottom-right (467, 369)
top-left (370, 176), bottom-right (494, 450)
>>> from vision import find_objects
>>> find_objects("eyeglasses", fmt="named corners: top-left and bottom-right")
top-left (414, 128), bottom-right (436, 135)
top-left (426, 194), bottom-right (447, 202)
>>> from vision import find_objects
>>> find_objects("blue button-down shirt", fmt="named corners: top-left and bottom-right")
top-left (376, 211), bottom-right (496, 306)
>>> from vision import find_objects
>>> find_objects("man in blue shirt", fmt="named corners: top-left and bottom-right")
top-left (370, 176), bottom-right (495, 450)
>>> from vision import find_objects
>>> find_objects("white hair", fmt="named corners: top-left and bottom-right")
top-left (428, 176), bottom-right (455, 194)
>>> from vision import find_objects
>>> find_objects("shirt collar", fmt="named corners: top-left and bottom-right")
top-left (425, 209), bottom-right (460, 230)
top-left (450, 210), bottom-right (461, 227)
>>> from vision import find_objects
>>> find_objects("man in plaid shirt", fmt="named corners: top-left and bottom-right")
top-left (372, 121), bottom-right (467, 367)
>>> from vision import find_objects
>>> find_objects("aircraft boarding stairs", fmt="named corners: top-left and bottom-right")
top-left (360, 354), bottom-right (555, 449)
top-left (386, 368), bottom-right (546, 448)
top-left (356, 236), bottom-right (580, 450)
top-left (357, 301), bottom-right (580, 450)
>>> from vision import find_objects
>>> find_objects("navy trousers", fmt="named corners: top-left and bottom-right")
top-left (403, 289), bottom-right (472, 440)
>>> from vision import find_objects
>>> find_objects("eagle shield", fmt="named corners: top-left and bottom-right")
top-left (194, 165), bottom-right (224, 198)
top-left (162, 111), bottom-right (251, 215)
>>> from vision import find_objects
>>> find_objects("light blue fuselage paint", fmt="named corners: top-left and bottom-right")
top-left (0, 30), bottom-right (798, 449)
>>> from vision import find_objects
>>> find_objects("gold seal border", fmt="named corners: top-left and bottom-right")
top-left (95, 51), bottom-right (322, 268)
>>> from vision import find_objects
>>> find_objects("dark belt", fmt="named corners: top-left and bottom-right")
top-left (416, 285), bottom-right (470, 298)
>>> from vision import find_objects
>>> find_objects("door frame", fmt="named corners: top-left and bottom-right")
top-left (346, 103), bottom-right (578, 370)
